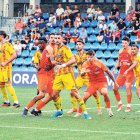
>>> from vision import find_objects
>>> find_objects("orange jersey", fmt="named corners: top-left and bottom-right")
top-left (82, 58), bottom-right (108, 82)
top-left (0, 41), bottom-right (15, 70)
top-left (54, 45), bottom-right (74, 75)
top-left (38, 45), bottom-right (54, 75)
top-left (118, 46), bottom-right (134, 75)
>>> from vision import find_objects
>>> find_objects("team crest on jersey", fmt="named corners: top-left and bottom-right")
top-left (95, 67), bottom-right (99, 71)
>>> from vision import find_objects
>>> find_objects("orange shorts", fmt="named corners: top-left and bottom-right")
top-left (38, 73), bottom-right (54, 94)
top-left (116, 73), bottom-right (134, 87)
top-left (86, 81), bottom-right (108, 95)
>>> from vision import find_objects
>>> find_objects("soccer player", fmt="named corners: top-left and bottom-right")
top-left (50, 33), bottom-right (92, 119)
top-left (0, 30), bottom-right (20, 108)
top-left (112, 36), bottom-right (134, 112)
top-left (22, 37), bottom-right (54, 116)
top-left (124, 44), bottom-right (140, 100)
top-left (75, 50), bottom-right (115, 117)
top-left (67, 40), bottom-right (102, 115)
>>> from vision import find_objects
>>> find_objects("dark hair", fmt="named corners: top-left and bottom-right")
top-left (122, 36), bottom-right (130, 42)
top-left (55, 33), bottom-right (63, 36)
top-left (86, 50), bottom-right (95, 56)
top-left (50, 33), bottom-right (55, 36)
top-left (76, 40), bottom-right (84, 45)
top-left (38, 37), bottom-right (47, 43)
top-left (131, 44), bottom-right (139, 49)
top-left (0, 31), bottom-right (7, 38)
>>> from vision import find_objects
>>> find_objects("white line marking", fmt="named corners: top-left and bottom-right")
top-left (0, 125), bottom-right (139, 135)
top-left (0, 103), bottom-right (140, 116)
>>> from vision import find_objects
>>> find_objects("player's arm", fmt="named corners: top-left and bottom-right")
top-left (105, 69), bottom-right (116, 83)
top-left (0, 52), bottom-right (17, 67)
top-left (124, 60), bottom-right (138, 76)
top-left (112, 61), bottom-right (120, 75)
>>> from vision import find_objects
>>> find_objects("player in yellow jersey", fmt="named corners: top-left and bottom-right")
top-left (124, 44), bottom-right (140, 100)
top-left (50, 33), bottom-right (91, 119)
top-left (67, 40), bottom-right (102, 115)
top-left (0, 31), bottom-right (20, 108)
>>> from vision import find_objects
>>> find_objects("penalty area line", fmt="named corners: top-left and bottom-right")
top-left (0, 125), bottom-right (140, 135)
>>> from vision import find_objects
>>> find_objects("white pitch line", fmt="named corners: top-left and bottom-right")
top-left (0, 125), bottom-right (140, 135)
top-left (0, 103), bottom-right (140, 116)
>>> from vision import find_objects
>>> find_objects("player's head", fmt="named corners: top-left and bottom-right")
top-left (54, 33), bottom-right (63, 45)
top-left (49, 33), bottom-right (55, 44)
top-left (38, 37), bottom-right (47, 50)
top-left (86, 50), bottom-right (95, 61)
top-left (63, 37), bottom-right (68, 45)
top-left (131, 44), bottom-right (139, 55)
top-left (122, 36), bottom-right (130, 48)
top-left (0, 31), bottom-right (7, 41)
top-left (76, 40), bottom-right (84, 51)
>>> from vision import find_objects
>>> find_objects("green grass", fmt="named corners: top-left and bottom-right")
top-left (0, 86), bottom-right (140, 140)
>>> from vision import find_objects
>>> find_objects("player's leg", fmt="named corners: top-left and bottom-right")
top-left (113, 75), bottom-right (124, 111)
top-left (99, 87), bottom-right (113, 117)
top-left (136, 78), bottom-right (140, 99)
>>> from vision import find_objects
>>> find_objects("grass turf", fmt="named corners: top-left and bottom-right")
top-left (0, 86), bottom-right (140, 140)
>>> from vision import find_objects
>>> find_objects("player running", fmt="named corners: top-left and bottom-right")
top-left (0, 30), bottom-right (20, 108)
top-left (67, 40), bottom-right (102, 115)
top-left (112, 36), bottom-right (134, 112)
top-left (75, 50), bottom-right (116, 117)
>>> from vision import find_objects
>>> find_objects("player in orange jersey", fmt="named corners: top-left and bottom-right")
top-left (22, 36), bottom-right (55, 116)
top-left (50, 33), bottom-right (92, 119)
top-left (67, 40), bottom-right (102, 115)
top-left (112, 36), bottom-right (134, 112)
top-left (0, 30), bottom-right (20, 108)
top-left (75, 50), bottom-right (116, 117)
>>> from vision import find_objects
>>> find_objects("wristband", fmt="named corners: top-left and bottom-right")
top-left (61, 64), bottom-right (66, 68)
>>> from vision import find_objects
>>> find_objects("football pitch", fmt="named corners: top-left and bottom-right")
top-left (0, 86), bottom-right (140, 140)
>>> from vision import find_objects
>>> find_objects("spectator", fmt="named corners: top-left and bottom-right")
top-left (130, 13), bottom-right (137, 28)
top-left (117, 18), bottom-right (126, 35)
top-left (108, 20), bottom-right (117, 32)
top-left (135, 4), bottom-right (140, 21)
top-left (71, 29), bottom-right (79, 43)
top-left (98, 20), bottom-right (107, 35)
top-left (15, 18), bottom-right (24, 34)
top-left (126, 6), bottom-right (135, 21)
top-left (12, 35), bottom-right (18, 45)
top-left (23, 12), bottom-right (29, 26)
top-left (56, 4), bottom-right (64, 21)
top-left (70, 5), bottom-right (80, 21)
top-left (47, 13), bottom-right (56, 27)
top-left (20, 34), bottom-right (28, 49)
top-left (29, 21), bottom-right (37, 31)
top-left (31, 30), bottom-right (41, 41)
top-left (13, 41), bottom-right (23, 55)
top-left (135, 29), bottom-right (140, 43)
top-left (94, 7), bottom-right (102, 20)
top-left (74, 13), bottom-right (82, 28)
top-left (27, 5), bottom-right (35, 16)
top-left (37, 19), bottom-right (46, 34)
top-left (79, 27), bottom-right (87, 43)
top-left (112, 27), bottom-right (121, 42)
top-left (108, 4), bottom-right (119, 21)
top-left (104, 27), bottom-right (112, 45)
top-left (97, 11), bottom-right (105, 23)
top-left (132, 20), bottom-right (140, 35)
top-left (87, 4), bottom-right (95, 20)
top-left (35, 5), bottom-right (42, 14)
top-left (65, 30), bottom-right (71, 42)
top-left (5, 35), bottom-right (10, 42)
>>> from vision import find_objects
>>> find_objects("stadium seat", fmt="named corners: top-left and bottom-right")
top-left (21, 50), bottom-right (30, 58)
top-left (81, 13), bottom-right (87, 19)
top-left (120, 13), bottom-right (126, 19)
top-left (104, 12), bottom-right (109, 19)
top-left (92, 42), bottom-right (100, 50)
top-left (93, 28), bottom-right (99, 35)
top-left (124, 20), bottom-right (130, 27)
top-left (130, 36), bottom-right (137, 43)
top-left (58, 20), bottom-right (64, 27)
top-left (30, 50), bottom-right (36, 57)
top-left (107, 43), bottom-right (116, 51)
top-left (95, 50), bottom-right (104, 58)
top-left (82, 20), bottom-right (90, 28)
top-left (15, 58), bottom-right (24, 65)
top-left (88, 35), bottom-right (97, 43)
top-left (19, 66), bottom-right (28, 71)
top-left (103, 51), bottom-right (111, 58)
top-left (62, 27), bottom-right (69, 34)
top-left (106, 20), bottom-right (112, 26)
top-left (116, 43), bottom-right (122, 50)
top-left (100, 58), bottom-right (107, 65)
top-left (28, 66), bottom-right (37, 72)
top-left (84, 43), bottom-right (91, 50)
top-left (125, 28), bottom-right (133, 35)
top-left (70, 27), bottom-right (75, 34)
top-left (67, 42), bottom-right (75, 50)
top-left (106, 59), bottom-right (115, 67)
top-left (91, 20), bottom-right (98, 28)
top-left (111, 51), bottom-right (118, 59)
top-left (99, 42), bottom-right (107, 50)
top-left (13, 66), bottom-right (20, 71)
top-left (42, 13), bottom-right (49, 20)
top-left (24, 58), bottom-right (32, 66)
top-left (87, 27), bottom-right (93, 35)
top-left (72, 50), bottom-right (77, 54)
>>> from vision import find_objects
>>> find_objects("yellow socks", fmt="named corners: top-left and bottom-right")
top-left (77, 98), bottom-right (86, 112)
top-left (70, 96), bottom-right (77, 109)
top-left (94, 95), bottom-right (101, 109)
top-left (54, 97), bottom-right (62, 110)
top-left (0, 86), bottom-right (9, 102)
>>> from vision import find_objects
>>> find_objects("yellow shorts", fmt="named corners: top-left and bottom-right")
top-left (75, 75), bottom-right (89, 87)
top-left (53, 73), bottom-right (76, 90)
top-left (0, 68), bottom-right (12, 85)
top-left (136, 77), bottom-right (140, 88)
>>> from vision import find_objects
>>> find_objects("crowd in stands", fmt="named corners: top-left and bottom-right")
top-left (10, 3), bottom-right (140, 60)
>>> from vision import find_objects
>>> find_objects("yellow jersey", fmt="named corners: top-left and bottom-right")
top-left (54, 45), bottom-right (73, 75)
top-left (33, 50), bottom-right (42, 64)
top-left (0, 41), bottom-right (15, 70)
top-left (133, 54), bottom-right (140, 77)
